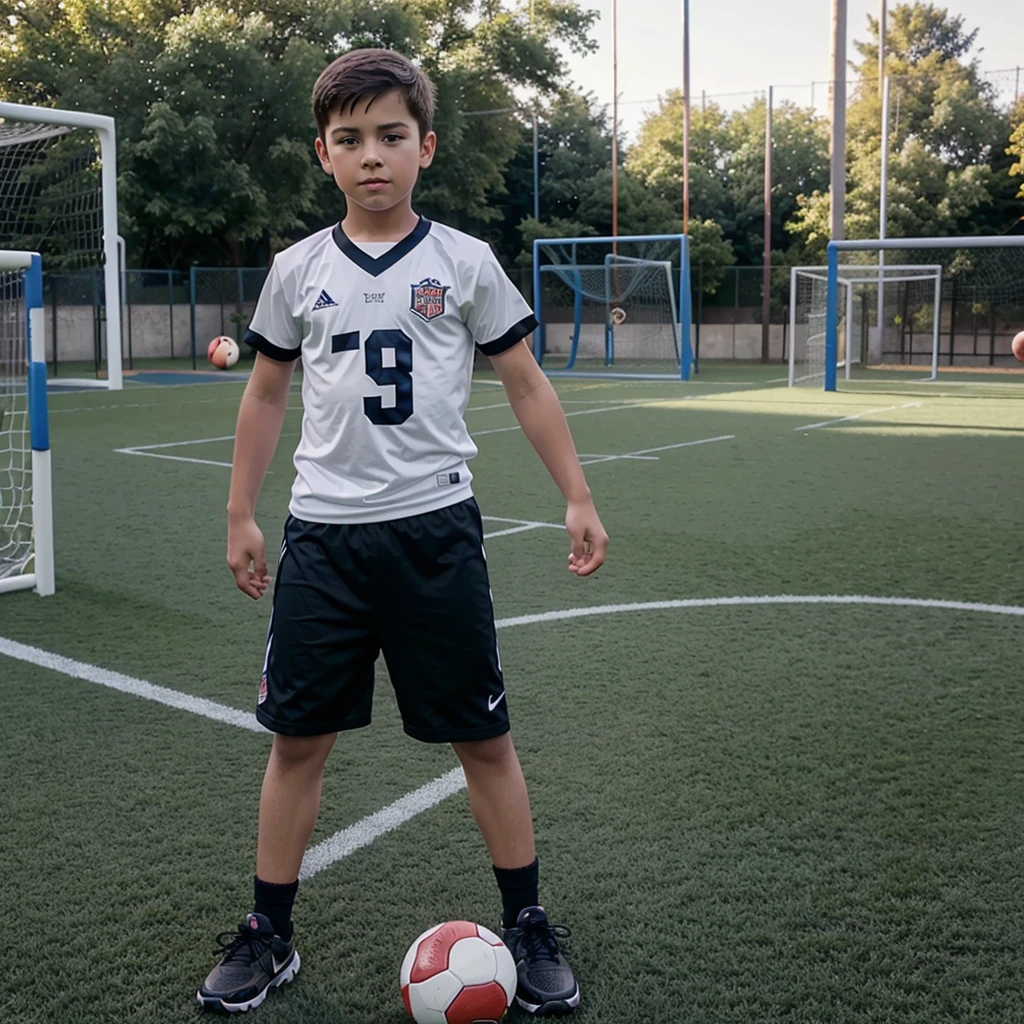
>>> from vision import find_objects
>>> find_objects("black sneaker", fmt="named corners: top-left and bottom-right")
top-left (501, 906), bottom-right (580, 1016)
top-left (197, 912), bottom-right (300, 1013)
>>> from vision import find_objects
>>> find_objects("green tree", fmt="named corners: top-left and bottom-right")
top-left (1007, 100), bottom-right (1024, 201)
top-left (627, 90), bottom-right (828, 263)
top-left (1, 0), bottom-right (598, 266)
top-left (789, 2), bottom-right (1019, 255)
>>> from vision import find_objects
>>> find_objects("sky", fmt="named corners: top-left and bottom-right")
top-left (562, 0), bottom-right (1024, 138)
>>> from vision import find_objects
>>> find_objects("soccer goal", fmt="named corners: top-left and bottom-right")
top-left (789, 264), bottom-right (942, 387)
top-left (819, 237), bottom-right (1024, 391)
top-left (0, 102), bottom-right (122, 390)
top-left (0, 250), bottom-right (54, 596)
top-left (532, 234), bottom-right (694, 380)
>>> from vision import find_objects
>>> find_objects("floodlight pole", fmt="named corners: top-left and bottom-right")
top-left (829, 0), bottom-right (847, 241)
top-left (532, 111), bottom-right (540, 222)
top-left (876, 74), bottom-right (891, 362)
top-left (761, 86), bottom-right (772, 362)
top-left (682, 0), bottom-right (691, 235)
top-left (611, 0), bottom-right (619, 240)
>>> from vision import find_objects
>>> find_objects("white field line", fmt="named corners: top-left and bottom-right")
top-left (115, 432), bottom-right (300, 469)
top-left (465, 401), bottom-right (511, 413)
top-left (579, 435), bottom-right (734, 466)
top-left (117, 450), bottom-right (234, 469)
top-left (477, 516), bottom-right (561, 540)
top-left (474, 399), bottom-right (672, 437)
top-left (577, 454), bottom-right (659, 464)
top-left (4, 594), bottom-right (1024, 880)
top-left (794, 401), bottom-right (922, 432)
top-left (0, 635), bottom-right (269, 733)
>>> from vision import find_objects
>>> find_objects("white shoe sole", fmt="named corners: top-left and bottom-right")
top-left (197, 948), bottom-right (301, 1013)
top-left (516, 980), bottom-right (581, 1016)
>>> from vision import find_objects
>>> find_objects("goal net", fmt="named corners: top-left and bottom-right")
top-left (532, 234), bottom-right (694, 379)
top-left (818, 237), bottom-right (1024, 391)
top-left (0, 102), bottom-right (122, 390)
top-left (0, 250), bottom-right (54, 596)
top-left (789, 265), bottom-right (941, 387)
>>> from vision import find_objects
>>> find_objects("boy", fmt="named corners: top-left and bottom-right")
top-left (197, 47), bottom-right (609, 1017)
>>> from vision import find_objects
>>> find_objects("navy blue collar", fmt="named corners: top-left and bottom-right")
top-left (332, 216), bottom-right (432, 277)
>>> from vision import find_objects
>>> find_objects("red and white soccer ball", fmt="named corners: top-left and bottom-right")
top-left (401, 921), bottom-right (517, 1024)
top-left (207, 335), bottom-right (240, 369)
top-left (1012, 330), bottom-right (1024, 363)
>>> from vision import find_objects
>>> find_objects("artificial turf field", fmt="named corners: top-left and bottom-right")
top-left (2, 361), bottom-right (1023, 1024)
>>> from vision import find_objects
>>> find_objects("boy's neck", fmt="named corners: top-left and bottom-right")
top-left (342, 202), bottom-right (421, 243)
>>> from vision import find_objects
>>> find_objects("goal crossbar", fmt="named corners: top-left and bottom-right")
top-left (0, 101), bottom-right (122, 390)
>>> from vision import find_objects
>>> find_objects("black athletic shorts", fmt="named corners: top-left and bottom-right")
top-left (256, 497), bottom-right (509, 743)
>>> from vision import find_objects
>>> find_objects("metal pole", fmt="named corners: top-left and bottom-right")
top-left (611, 0), bottom-right (619, 238)
top-left (682, 0), bottom-right (691, 234)
top-left (876, 74), bottom-right (891, 359)
top-left (532, 111), bottom-right (540, 222)
top-left (878, 0), bottom-right (887, 98)
top-left (761, 87), bottom-right (773, 362)
top-left (829, 0), bottom-right (847, 241)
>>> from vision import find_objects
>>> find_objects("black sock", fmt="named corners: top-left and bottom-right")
top-left (493, 857), bottom-right (539, 929)
top-left (253, 876), bottom-right (298, 940)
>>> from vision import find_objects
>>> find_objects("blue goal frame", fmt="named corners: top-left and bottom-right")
top-left (532, 234), bottom-right (694, 381)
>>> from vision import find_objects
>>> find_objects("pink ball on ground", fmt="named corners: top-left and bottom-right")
top-left (1012, 331), bottom-right (1024, 363)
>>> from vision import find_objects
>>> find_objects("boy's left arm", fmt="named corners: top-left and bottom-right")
top-left (489, 340), bottom-right (609, 577)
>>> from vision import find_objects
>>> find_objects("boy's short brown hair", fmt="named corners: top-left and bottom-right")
top-left (312, 48), bottom-right (436, 142)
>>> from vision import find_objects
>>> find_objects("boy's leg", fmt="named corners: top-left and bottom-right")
top-left (452, 734), bottom-right (580, 1017)
top-left (257, 732), bottom-right (338, 885)
top-left (197, 733), bottom-right (335, 1013)
top-left (451, 732), bottom-right (536, 881)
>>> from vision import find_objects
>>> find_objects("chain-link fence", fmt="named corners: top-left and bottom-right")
top-left (32, 257), bottom-right (1024, 376)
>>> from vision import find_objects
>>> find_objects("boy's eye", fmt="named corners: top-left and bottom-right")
top-left (383, 134), bottom-right (403, 143)
top-left (338, 137), bottom-right (358, 146)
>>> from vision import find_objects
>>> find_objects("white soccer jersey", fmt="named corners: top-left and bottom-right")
top-left (244, 217), bottom-right (536, 524)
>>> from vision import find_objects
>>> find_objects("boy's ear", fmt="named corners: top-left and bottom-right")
top-left (419, 131), bottom-right (437, 169)
top-left (314, 135), bottom-right (333, 174)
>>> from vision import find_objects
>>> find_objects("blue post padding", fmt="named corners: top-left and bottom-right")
top-left (29, 362), bottom-right (50, 451)
top-left (678, 237), bottom-right (693, 381)
top-left (825, 244), bottom-right (839, 392)
top-left (568, 270), bottom-right (583, 370)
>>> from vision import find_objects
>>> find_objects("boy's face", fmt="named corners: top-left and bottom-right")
top-left (315, 90), bottom-right (435, 215)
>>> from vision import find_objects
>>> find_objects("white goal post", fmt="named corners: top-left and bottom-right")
top-left (1, 250), bottom-right (54, 596)
top-left (789, 264), bottom-right (942, 387)
top-left (0, 102), bottom-right (122, 390)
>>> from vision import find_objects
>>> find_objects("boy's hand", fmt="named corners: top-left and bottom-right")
top-left (565, 498), bottom-right (609, 577)
top-left (227, 514), bottom-right (271, 599)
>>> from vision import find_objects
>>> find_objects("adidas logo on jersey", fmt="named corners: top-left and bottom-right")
top-left (312, 289), bottom-right (338, 311)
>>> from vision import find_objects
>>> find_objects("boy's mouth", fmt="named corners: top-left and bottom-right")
top-left (360, 178), bottom-right (390, 190)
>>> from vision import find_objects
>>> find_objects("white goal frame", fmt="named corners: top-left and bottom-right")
top-left (789, 264), bottom-right (942, 387)
top-left (1, 249), bottom-right (54, 595)
top-left (0, 102), bottom-right (122, 390)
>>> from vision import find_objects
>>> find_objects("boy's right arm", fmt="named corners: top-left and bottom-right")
top-left (226, 352), bottom-right (296, 599)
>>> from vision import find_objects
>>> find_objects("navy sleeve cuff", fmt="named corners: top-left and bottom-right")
top-left (244, 328), bottom-right (301, 362)
top-left (476, 314), bottom-right (538, 357)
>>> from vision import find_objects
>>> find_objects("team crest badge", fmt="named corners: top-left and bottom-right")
top-left (410, 277), bottom-right (449, 322)
top-left (258, 672), bottom-right (268, 705)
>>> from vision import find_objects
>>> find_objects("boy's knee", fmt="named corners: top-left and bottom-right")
top-left (270, 732), bottom-right (337, 769)
top-left (452, 732), bottom-right (515, 768)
